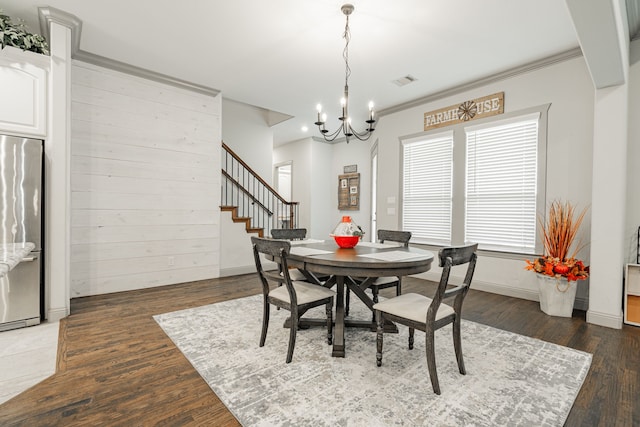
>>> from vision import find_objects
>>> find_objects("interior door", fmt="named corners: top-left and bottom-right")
top-left (370, 145), bottom-right (378, 242)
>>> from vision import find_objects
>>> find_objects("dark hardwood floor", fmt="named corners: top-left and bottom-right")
top-left (0, 274), bottom-right (639, 426)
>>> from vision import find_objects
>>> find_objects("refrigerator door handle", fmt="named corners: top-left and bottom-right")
top-left (21, 257), bottom-right (36, 262)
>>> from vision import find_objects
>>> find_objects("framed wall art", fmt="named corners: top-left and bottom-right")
top-left (338, 172), bottom-right (359, 210)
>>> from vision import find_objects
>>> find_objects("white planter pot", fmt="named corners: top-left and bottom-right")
top-left (536, 274), bottom-right (577, 317)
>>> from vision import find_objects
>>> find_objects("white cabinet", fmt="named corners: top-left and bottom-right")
top-left (0, 46), bottom-right (48, 137)
top-left (624, 263), bottom-right (640, 326)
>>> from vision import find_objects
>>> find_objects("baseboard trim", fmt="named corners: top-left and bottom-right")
top-left (414, 272), bottom-right (589, 311)
top-left (472, 279), bottom-right (539, 302)
top-left (220, 266), bottom-right (256, 277)
top-left (47, 307), bottom-right (69, 322)
top-left (220, 261), bottom-right (276, 278)
top-left (417, 271), bottom-right (539, 301)
top-left (587, 309), bottom-right (623, 329)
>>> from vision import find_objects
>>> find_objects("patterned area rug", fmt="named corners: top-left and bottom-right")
top-left (154, 295), bottom-right (591, 426)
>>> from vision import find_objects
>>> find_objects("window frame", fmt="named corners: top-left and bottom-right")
top-left (401, 130), bottom-right (454, 246)
top-left (399, 104), bottom-right (549, 257)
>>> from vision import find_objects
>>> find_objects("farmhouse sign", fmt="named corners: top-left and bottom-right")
top-left (423, 92), bottom-right (504, 131)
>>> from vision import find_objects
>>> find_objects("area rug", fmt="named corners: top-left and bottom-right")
top-left (154, 295), bottom-right (592, 426)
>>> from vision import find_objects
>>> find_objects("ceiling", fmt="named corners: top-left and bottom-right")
top-left (2, 1), bottom-right (582, 145)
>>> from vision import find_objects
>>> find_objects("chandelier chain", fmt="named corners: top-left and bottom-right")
top-left (343, 14), bottom-right (351, 89)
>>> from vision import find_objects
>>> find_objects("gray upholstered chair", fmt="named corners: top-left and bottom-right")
top-left (252, 236), bottom-right (335, 363)
top-left (271, 228), bottom-right (307, 240)
top-left (346, 229), bottom-right (412, 316)
top-left (271, 228), bottom-right (308, 281)
top-left (373, 243), bottom-right (478, 394)
top-left (370, 230), bottom-right (412, 301)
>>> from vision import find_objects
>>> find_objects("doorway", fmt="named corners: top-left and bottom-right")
top-left (370, 144), bottom-right (378, 242)
top-left (274, 162), bottom-right (293, 227)
top-left (275, 162), bottom-right (292, 200)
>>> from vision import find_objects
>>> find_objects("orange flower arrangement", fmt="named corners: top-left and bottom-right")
top-left (525, 201), bottom-right (589, 282)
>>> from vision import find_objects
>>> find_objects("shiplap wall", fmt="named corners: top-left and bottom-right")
top-left (70, 62), bottom-right (221, 297)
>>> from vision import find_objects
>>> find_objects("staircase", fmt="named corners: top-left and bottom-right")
top-left (220, 206), bottom-right (264, 237)
top-left (221, 142), bottom-right (298, 237)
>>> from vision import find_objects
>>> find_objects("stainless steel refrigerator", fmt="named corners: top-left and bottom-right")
top-left (0, 134), bottom-right (43, 332)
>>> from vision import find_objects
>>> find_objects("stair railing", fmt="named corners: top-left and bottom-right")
top-left (221, 142), bottom-right (299, 237)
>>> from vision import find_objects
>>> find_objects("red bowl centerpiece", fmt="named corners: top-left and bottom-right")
top-left (330, 216), bottom-right (364, 248)
top-left (332, 235), bottom-right (360, 249)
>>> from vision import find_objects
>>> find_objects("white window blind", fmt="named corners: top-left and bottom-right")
top-left (402, 133), bottom-right (453, 245)
top-left (465, 117), bottom-right (538, 253)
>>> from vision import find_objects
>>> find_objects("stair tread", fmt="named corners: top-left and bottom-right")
top-left (221, 206), bottom-right (263, 237)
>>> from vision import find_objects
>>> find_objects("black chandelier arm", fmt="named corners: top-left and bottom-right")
top-left (347, 125), bottom-right (375, 141)
top-left (316, 121), bottom-right (376, 143)
top-left (316, 124), bottom-right (346, 142)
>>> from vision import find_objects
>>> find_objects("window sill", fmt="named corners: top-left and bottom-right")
top-left (411, 242), bottom-right (537, 261)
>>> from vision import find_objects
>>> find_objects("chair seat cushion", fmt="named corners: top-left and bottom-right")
top-left (286, 268), bottom-right (307, 281)
top-left (270, 281), bottom-right (335, 305)
top-left (372, 276), bottom-right (399, 287)
top-left (373, 292), bottom-right (454, 323)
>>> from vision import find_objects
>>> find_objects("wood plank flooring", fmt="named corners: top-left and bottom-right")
top-left (1, 274), bottom-right (639, 426)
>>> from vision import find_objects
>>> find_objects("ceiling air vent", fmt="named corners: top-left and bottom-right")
top-left (392, 75), bottom-right (417, 87)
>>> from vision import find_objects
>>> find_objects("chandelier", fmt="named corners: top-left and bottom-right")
top-left (314, 4), bottom-right (376, 143)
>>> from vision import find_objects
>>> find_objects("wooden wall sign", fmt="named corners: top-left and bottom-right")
top-left (343, 164), bottom-right (357, 173)
top-left (338, 173), bottom-right (360, 210)
top-left (423, 92), bottom-right (504, 131)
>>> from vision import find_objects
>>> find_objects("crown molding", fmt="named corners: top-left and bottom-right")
top-left (378, 47), bottom-right (583, 117)
top-left (38, 7), bottom-right (220, 98)
top-left (38, 7), bottom-right (82, 53)
top-left (73, 50), bottom-right (220, 97)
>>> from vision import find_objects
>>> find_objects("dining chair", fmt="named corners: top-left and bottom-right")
top-left (373, 243), bottom-right (478, 394)
top-left (252, 236), bottom-right (335, 363)
top-left (271, 228), bottom-right (308, 281)
top-left (345, 229), bottom-right (412, 316)
top-left (271, 228), bottom-right (307, 240)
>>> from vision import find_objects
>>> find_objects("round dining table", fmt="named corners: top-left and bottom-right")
top-left (286, 240), bottom-right (435, 357)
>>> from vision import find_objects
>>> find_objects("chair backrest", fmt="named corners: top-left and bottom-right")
top-left (252, 236), bottom-right (296, 301)
top-left (378, 229), bottom-right (411, 247)
top-left (429, 243), bottom-right (478, 321)
top-left (271, 228), bottom-right (307, 240)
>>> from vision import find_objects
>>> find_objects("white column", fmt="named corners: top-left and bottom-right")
top-left (45, 21), bottom-right (71, 321)
top-left (587, 84), bottom-right (628, 329)
top-left (583, 0), bottom-right (630, 328)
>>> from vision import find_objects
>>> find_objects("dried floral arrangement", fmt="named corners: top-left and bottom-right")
top-left (526, 200), bottom-right (589, 282)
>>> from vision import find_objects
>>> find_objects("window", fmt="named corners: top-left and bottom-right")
top-left (401, 107), bottom-right (547, 255)
top-left (465, 116), bottom-right (539, 253)
top-left (402, 132), bottom-right (453, 245)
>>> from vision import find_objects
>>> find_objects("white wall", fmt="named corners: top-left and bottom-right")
top-left (222, 98), bottom-right (274, 184)
top-left (274, 138), bottom-right (312, 233)
top-left (310, 141), bottom-right (334, 238)
top-left (269, 56), bottom-right (599, 310)
top-left (626, 41), bottom-right (640, 263)
top-left (69, 62), bottom-right (221, 297)
top-left (219, 98), bottom-right (277, 274)
top-left (329, 140), bottom-right (372, 237)
top-left (274, 137), bottom-right (369, 240)
top-left (219, 211), bottom-right (259, 277)
top-left (365, 56), bottom-right (595, 306)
